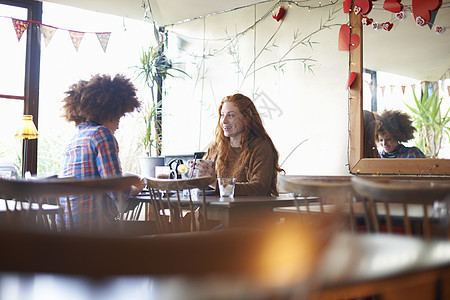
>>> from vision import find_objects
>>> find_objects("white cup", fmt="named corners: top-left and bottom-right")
top-left (218, 178), bottom-right (236, 198)
top-left (154, 166), bottom-right (176, 179)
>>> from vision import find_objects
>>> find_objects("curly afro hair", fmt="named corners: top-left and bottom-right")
top-left (62, 74), bottom-right (141, 125)
top-left (376, 109), bottom-right (416, 143)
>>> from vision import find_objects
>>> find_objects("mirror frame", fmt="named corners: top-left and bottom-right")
top-left (348, 11), bottom-right (450, 176)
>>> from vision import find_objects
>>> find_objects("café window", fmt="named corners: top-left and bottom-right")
top-left (0, 2), bottom-right (30, 174)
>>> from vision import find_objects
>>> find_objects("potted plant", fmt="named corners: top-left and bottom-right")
top-left (134, 43), bottom-right (188, 177)
top-left (405, 83), bottom-right (450, 158)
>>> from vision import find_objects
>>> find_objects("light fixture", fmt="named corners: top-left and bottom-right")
top-left (15, 115), bottom-right (38, 178)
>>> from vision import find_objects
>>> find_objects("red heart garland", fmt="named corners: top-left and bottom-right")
top-left (362, 17), bottom-right (373, 25)
top-left (382, 22), bottom-right (393, 31)
top-left (434, 25), bottom-right (445, 34)
top-left (338, 24), bottom-right (360, 51)
top-left (395, 11), bottom-right (406, 20)
top-left (347, 72), bottom-right (357, 90)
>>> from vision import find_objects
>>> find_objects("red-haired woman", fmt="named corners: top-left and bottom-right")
top-left (197, 93), bottom-right (284, 196)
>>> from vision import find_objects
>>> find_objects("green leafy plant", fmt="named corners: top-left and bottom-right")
top-left (133, 44), bottom-right (188, 156)
top-left (405, 84), bottom-right (450, 158)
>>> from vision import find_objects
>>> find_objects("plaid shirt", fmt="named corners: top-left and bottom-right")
top-left (59, 122), bottom-right (124, 227)
top-left (380, 144), bottom-right (426, 158)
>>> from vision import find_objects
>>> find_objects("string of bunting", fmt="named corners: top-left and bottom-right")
top-left (364, 81), bottom-right (450, 97)
top-left (1, 15), bottom-right (111, 52)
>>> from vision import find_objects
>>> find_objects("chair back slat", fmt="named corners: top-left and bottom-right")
top-left (145, 176), bottom-right (214, 233)
top-left (351, 176), bottom-right (450, 240)
top-left (0, 175), bottom-right (141, 234)
top-left (278, 176), bottom-right (357, 233)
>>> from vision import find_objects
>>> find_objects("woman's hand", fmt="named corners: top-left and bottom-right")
top-left (196, 159), bottom-right (217, 187)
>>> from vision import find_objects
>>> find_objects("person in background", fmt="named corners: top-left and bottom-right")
top-left (363, 110), bottom-right (380, 158)
top-left (376, 109), bottom-right (426, 158)
top-left (197, 93), bottom-right (284, 196)
top-left (60, 74), bottom-right (145, 226)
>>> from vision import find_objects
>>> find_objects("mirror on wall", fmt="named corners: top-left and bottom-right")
top-left (349, 1), bottom-right (450, 175)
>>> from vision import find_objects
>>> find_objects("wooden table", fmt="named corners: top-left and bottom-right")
top-left (130, 192), bottom-right (308, 228)
top-left (0, 232), bottom-right (448, 299)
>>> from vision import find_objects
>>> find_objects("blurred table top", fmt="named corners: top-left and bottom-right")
top-left (1, 232), bottom-right (449, 300)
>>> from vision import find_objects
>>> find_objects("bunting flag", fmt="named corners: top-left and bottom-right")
top-left (401, 85), bottom-right (406, 95)
top-left (380, 86), bottom-right (386, 97)
top-left (3, 15), bottom-right (111, 52)
top-left (389, 85), bottom-right (395, 94)
top-left (69, 30), bottom-right (84, 52)
top-left (96, 32), bottom-right (111, 53)
top-left (40, 24), bottom-right (57, 47)
top-left (448, 86), bottom-right (450, 97)
top-left (11, 18), bottom-right (28, 41)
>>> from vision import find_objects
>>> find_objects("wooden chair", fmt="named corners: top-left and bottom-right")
top-left (351, 176), bottom-right (450, 240)
top-left (277, 176), bottom-right (361, 233)
top-left (0, 175), bottom-right (141, 234)
top-left (145, 176), bottom-right (214, 233)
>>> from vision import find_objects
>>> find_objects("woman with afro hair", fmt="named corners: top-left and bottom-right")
top-left (376, 109), bottom-right (426, 158)
top-left (59, 74), bottom-right (145, 226)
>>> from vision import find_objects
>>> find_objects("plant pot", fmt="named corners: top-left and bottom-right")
top-left (138, 156), bottom-right (165, 178)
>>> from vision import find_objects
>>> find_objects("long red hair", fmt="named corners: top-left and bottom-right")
top-left (211, 94), bottom-right (283, 195)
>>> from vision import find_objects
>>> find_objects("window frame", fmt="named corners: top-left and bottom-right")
top-left (1, 0), bottom-right (42, 175)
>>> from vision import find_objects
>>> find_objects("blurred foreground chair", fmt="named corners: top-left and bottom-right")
top-left (0, 217), bottom-right (335, 299)
top-left (144, 176), bottom-right (214, 233)
top-left (351, 176), bottom-right (450, 240)
top-left (277, 176), bottom-right (361, 233)
top-left (0, 175), bottom-right (141, 234)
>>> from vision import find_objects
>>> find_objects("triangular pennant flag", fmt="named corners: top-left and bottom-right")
top-left (401, 85), bottom-right (406, 95)
top-left (427, 10), bottom-right (438, 29)
top-left (69, 30), bottom-right (85, 52)
top-left (96, 32), bottom-right (111, 53)
top-left (11, 18), bottom-right (29, 42)
top-left (40, 24), bottom-right (57, 47)
top-left (369, 82), bottom-right (375, 95)
top-left (448, 86), bottom-right (450, 97)
top-left (390, 85), bottom-right (395, 94)
top-left (380, 86), bottom-right (385, 97)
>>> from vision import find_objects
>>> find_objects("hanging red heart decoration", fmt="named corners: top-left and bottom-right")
top-left (412, 0), bottom-right (442, 26)
top-left (383, 0), bottom-right (403, 13)
top-left (272, 6), bottom-right (286, 22)
top-left (354, 0), bottom-right (373, 15)
top-left (343, 0), bottom-right (352, 13)
top-left (338, 24), bottom-right (360, 51)
top-left (347, 72), bottom-right (357, 90)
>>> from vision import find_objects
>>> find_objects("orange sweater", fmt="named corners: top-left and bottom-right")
top-left (206, 138), bottom-right (277, 196)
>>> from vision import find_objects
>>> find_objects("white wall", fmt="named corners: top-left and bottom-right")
top-left (161, 2), bottom-right (351, 175)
